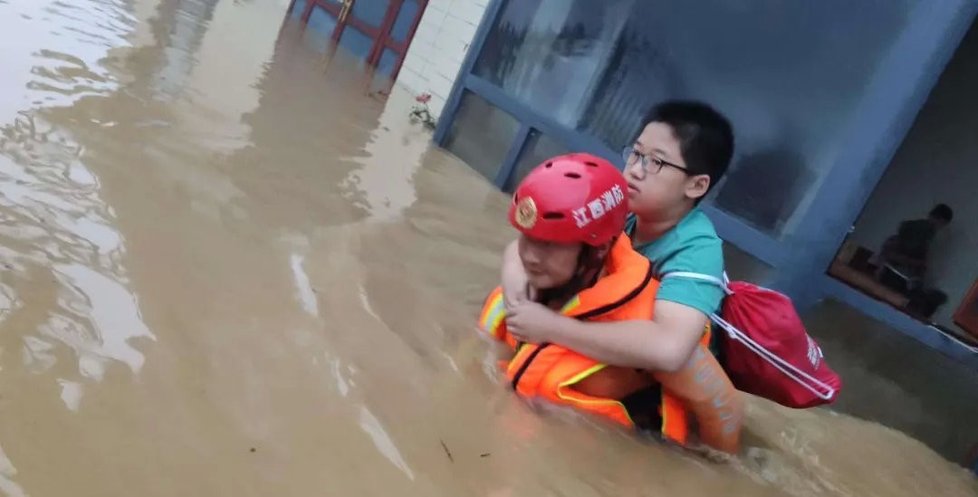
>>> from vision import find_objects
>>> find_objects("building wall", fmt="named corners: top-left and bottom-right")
top-left (849, 21), bottom-right (978, 329)
top-left (803, 300), bottom-right (978, 464)
top-left (394, 0), bottom-right (488, 119)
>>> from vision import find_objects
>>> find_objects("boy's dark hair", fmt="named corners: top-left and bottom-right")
top-left (929, 203), bottom-right (954, 223)
top-left (641, 100), bottom-right (735, 195)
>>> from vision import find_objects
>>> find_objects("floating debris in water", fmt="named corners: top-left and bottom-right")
top-left (439, 440), bottom-right (453, 463)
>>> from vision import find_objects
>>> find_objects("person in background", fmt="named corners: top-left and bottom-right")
top-left (878, 203), bottom-right (953, 283)
top-left (877, 203), bottom-right (953, 318)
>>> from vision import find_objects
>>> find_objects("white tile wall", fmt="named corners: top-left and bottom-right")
top-left (395, 0), bottom-right (489, 120)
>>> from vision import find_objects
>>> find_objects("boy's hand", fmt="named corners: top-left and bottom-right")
top-left (506, 301), bottom-right (562, 344)
top-left (501, 239), bottom-right (533, 309)
top-left (504, 283), bottom-right (538, 311)
top-left (502, 274), bottom-right (529, 309)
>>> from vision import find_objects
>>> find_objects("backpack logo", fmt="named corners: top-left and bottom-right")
top-left (806, 336), bottom-right (823, 368)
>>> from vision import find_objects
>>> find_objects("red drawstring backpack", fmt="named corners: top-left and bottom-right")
top-left (665, 272), bottom-right (842, 408)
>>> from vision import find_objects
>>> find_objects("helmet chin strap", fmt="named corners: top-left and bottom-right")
top-left (535, 238), bottom-right (615, 309)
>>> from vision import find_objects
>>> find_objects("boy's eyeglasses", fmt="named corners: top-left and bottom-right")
top-left (621, 146), bottom-right (689, 179)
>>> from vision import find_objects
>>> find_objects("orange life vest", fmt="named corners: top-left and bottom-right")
top-left (478, 235), bottom-right (742, 452)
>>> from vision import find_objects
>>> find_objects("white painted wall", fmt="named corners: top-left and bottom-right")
top-left (394, 0), bottom-right (489, 119)
top-left (849, 22), bottom-right (978, 328)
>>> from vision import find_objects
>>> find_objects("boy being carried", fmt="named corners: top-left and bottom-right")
top-left (503, 101), bottom-right (734, 383)
top-left (479, 153), bottom-right (741, 452)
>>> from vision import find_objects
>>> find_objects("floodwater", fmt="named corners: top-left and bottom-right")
top-left (0, 0), bottom-right (974, 495)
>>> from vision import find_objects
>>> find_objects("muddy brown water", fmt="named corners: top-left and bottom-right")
top-left (0, 1), bottom-right (975, 496)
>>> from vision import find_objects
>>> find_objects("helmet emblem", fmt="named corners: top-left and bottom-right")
top-left (515, 196), bottom-right (537, 229)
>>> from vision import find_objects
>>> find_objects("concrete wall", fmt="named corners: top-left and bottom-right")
top-left (849, 21), bottom-right (978, 329)
top-left (804, 300), bottom-right (978, 464)
top-left (394, 0), bottom-right (489, 119)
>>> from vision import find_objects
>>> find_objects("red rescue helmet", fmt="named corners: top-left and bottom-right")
top-left (509, 153), bottom-right (629, 246)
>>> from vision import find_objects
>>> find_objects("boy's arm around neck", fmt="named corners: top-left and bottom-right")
top-left (546, 300), bottom-right (708, 373)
